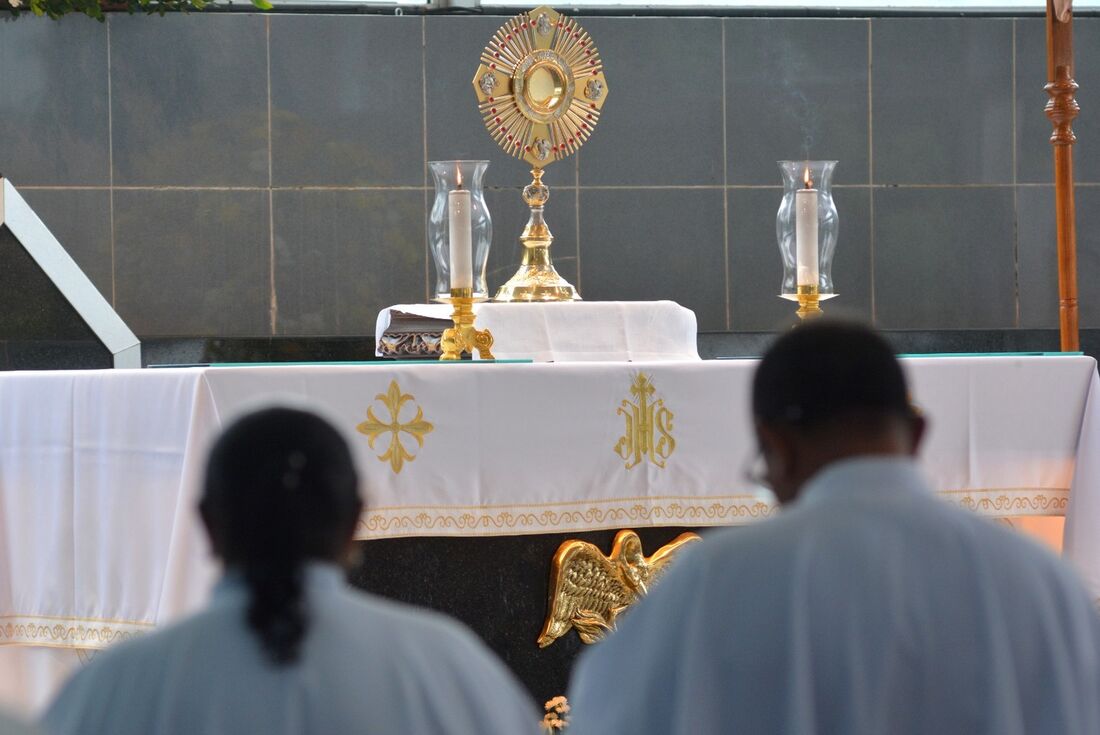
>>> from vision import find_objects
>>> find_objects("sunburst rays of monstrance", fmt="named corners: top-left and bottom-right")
top-left (472, 6), bottom-right (609, 302)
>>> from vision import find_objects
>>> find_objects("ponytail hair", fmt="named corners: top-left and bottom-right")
top-left (201, 408), bottom-right (361, 665)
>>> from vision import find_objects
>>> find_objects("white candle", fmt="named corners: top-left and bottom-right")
top-left (448, 174), bottom-right (473, 291)
top-left (795, 169), bottom-right (819, 287)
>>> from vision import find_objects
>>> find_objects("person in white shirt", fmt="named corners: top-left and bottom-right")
top-left (567, 320), bottom-right (1100, 735)
top-left (43, 407), bottom-right (537, 735)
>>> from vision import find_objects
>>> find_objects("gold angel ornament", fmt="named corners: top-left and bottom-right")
top-left (537, 530), bottom-right (701, 648)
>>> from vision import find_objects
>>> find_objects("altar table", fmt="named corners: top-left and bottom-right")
top-left (2, 355), bottom-right (1098, 713)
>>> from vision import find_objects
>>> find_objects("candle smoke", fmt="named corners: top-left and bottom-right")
top-left (773, 40), bottom-right (820, 162)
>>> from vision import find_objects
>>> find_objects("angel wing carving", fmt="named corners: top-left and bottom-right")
top-left (537, 529), bottom-right (701, 648)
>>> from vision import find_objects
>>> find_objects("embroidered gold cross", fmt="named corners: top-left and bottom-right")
top-left (614, 373), bottom-right (675, 470)
top-left (356, 380), bottom-right (434, 474)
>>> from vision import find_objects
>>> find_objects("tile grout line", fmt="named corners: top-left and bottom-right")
top-left (267, 16), bottom-right (278, 336)
top-left (15, 182), bottom-right (1072, 192)
top-left (1012, 19), bottom-right (1021, 328)
top-left (721, 20), bottom-right (731, 331)
top-left (107, 18), bottom-right (116, 308)
top-left (868, 19), bottom-right (876, 326)
top-left (422, 16), bottom-right (431, 302)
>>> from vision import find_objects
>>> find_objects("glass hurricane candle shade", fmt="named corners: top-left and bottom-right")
top-left (776, 160), bottom-right (839, 302)
top-left (429, 161), bottom-right (491, 301)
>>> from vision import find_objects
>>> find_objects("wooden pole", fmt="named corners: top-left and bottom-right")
top-left (1046, 0), bottom-right (1080, 351)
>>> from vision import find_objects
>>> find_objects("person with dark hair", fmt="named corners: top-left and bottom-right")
top-left (42, 407), bottom-right (537, 735)
top-left (567, 320), bottom-right (1100, 734)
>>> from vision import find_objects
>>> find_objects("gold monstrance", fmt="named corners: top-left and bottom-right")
top-left (472, 6), bottom-right (609, 302)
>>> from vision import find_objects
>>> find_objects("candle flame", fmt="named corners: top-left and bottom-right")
top-left (803, 166), bottom-right (813, 189)
top-left (456, 169), bottom-right (464, 189)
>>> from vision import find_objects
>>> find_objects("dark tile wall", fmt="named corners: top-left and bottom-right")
top-left (0, 13), bottom-right (1095, 339)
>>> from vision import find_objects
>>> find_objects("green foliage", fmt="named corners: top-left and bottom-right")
top-left (6, 0), bottom-right (271, 21)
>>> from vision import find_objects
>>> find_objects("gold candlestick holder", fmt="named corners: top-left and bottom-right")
top-left (795, 284), bottom-right (823, 321)
top-left (440, 288), bottom-right (495, 361)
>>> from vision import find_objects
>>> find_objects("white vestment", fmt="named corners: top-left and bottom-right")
top-left (568, 457), bottom-right (1100, 735)
top-left (0, 711), bottom-right (38, 735)
top-left (42, 564), bottom-right (537, 735)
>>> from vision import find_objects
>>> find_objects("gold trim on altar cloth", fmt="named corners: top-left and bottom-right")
top-left (356, 380), bottom-right (434, 474)
top-left (0, 615), bottom-right (152, 650)
top-left (356, 495), bottom-right (774, 539)
top-left (937, 487), bottom-right (1069, 515)
top-left (352, 487), bottom-right (1070, 539)
top-left (615, 373), bottom-right (675, 470)
top-left (538, 530), bottom-right (701, 647)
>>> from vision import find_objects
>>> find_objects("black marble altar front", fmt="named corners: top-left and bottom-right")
top-left (349, 526), bottom-right (703, 704)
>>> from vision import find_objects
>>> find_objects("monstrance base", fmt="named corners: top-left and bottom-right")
top-left (494, 262), bottom-right (581, 302)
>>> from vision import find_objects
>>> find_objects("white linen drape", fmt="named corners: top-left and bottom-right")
top-left (374, 300), bottom-right (701, 361)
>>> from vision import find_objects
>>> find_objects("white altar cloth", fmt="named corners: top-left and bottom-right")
top-left (1, 355), bottom-right (1098, 713)
top-left (374, 300), bottom-right (700, 361)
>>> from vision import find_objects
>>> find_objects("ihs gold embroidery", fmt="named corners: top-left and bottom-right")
top-left (614, 373), bottom-right (675, 470)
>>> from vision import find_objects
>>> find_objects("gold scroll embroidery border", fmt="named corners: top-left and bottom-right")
top-left (937, 487), bottom-right (1069, 515)
top-left (0, 615), bottom-right (153, 650)
top-left (356, 487), bottom-right (1071, 538)
top-left (357, 495), bottom-right (776, 539)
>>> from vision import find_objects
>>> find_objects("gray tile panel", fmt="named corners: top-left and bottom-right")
top-left (273, 190), bottom-right (426, 336)
top-left (18, 188), bottom-right (114, 301)
top-left (579, 188), bottom-right (726, 331)
top-left (873, 18), bottom-right (1013, 185)
top-left (109, 14), bottom-right (268, 186)
top-left (0, 18), bottom-right (109, 186)
top-left (425, 16), bottom-right (532, 185)
top-left (113, 189), bottom-right (270, 336)
top-left (873, 186), bottom-right (1016, 328)
top-left (270, 15), bottom-right (424, 187)
top-left (1015, 18), bottom-right (1100, 185)
top-left (725, 19), bottom-right (869, 186)
top-left (577, 18), bottom-right (725, 186)
top-left (1017, 185), bottom-right (1100, 329)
